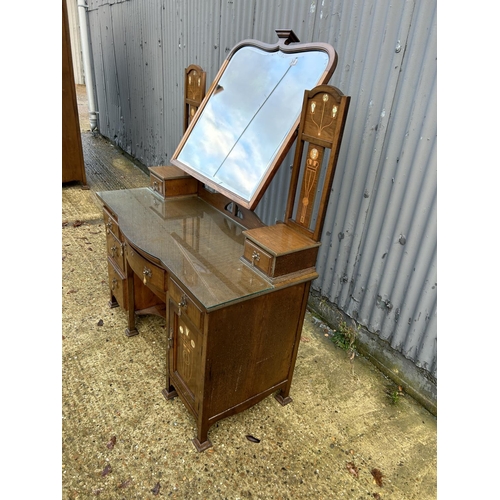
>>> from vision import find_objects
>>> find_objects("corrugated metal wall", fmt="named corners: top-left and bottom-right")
top-left (82, 0), bottom-right (436, 382)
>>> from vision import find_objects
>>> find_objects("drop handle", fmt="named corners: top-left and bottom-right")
top-left (106, 221), bottom-right (113, 233)
top-left (177, 295), bottom-right (188, 316)
top-left (111, 278), bottom-right (118, 290)
top-left (251, 250), bottom-right (261, 266)
top-left (142, 266), bottom-right (152, 284)
top-left (111, 245), bottom-right (117, 257)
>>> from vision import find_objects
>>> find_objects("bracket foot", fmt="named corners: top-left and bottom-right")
top-left (192, 437), bottom-right (213, 452)
top-left (162, 387), bottom-right (178, 400)
top-left (125, 328), bottom-right (139, 337)
top-left (275, 392), bottom-right (293, 406)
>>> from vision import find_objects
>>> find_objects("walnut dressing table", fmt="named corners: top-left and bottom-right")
top-left (97, 30), bottom-right (349, 451)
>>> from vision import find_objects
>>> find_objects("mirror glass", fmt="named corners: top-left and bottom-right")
top-left (172, 41), bottom-right (334, 209)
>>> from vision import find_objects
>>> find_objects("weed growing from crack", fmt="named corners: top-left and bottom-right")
top-left (331, 321), bottom-right (357, 352)
top-left (387, 385), bottom-right (405, 405)
top-left (390, 390), bottom-right (400, 404)
top-left (331, 321), bottom-right (359, 376)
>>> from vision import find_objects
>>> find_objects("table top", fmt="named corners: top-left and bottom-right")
top-left (97, 188), bottom-right (273, 310)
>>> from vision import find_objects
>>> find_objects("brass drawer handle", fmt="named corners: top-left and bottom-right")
top-left (111, 278), bottom-right (118, 290)
top-left (177, 294), bottom-right (188, 316)
top-left (111, 245), bottom-right (117, 257)
top-left (106, 221), bottom-right (113, 234)
top-left (153, 181), bottom-right (159, 191)
top-left (251, 250), bottom-right (261, 265)
top-left (143, 266), bottom-right (152, 284)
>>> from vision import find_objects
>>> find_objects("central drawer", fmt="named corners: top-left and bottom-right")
top-left (126, 244), bottom-right (167, 292)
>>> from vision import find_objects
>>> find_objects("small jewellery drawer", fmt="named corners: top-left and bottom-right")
top-left (150, 172), bottom-right (166, 197)
top-left (106, 230), bottom-right (125, 273)
top-left (126, 245), bottom-right (167, 292)
top-left (242, 239), bottom-right (274, 276)
top-left (107, 258), bottom-right (127, 310)
top-left (103, 207), bottom-right (120, 239)
top-left (169, 278), bottom-right (204, 331)
top-left (148, 166), bottom-right (198, 198)
top-left (242, 224), bottom-right (320, 280)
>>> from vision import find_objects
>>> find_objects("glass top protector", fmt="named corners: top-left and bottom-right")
top-left (97, 188), bottom-right (272, 310)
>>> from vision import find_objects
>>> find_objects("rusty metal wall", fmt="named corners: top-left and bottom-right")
top-left (83, 0), bottom-right (437, 383)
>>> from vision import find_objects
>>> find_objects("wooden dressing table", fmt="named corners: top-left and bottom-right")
top-left (97, 30), bottom-right (349, 451)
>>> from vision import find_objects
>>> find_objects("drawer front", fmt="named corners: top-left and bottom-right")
top-left (126, 245), bottom-right (167, 292)
top-left (150, 173), bottom-right (165, 197)
top-left (107, 258), bottom-right (127, 310)
top-left (150, 173), bottom-right (198, 198)
top-left (169, 278), bottom-right (204, 331)
top-left (103, 208), bottom-right (120, 239)
top-left (106, 231), bottom-right (125, 273)
top-left (243, 239), bottom-right (274, 276)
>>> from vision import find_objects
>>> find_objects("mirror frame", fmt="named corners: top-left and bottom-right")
top-left (171, 30), bottom-right (337, 210)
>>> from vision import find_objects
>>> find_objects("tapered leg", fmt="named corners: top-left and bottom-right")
top-left (125, 260), bottom-right (138, 337)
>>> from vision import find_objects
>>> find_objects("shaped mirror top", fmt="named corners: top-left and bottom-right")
top-left (171, 30), bottom-right (337, 210)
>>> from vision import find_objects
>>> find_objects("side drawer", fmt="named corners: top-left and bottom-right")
top-left (148, 166), bottom-right (198, 198)
top-left (242, 225), bottom-right (320, 280)
top-left (103, 207), bottom-right (120, 240)
top-left (150, 172), bottom-right (165, 197)
top-left (108, 258), bottom-right (128, 310)
top-left (169, 278), bottom-right (204, 331)
top-left (126, 244), bottom-right (167, 292)
top-left (242, 239), bottom-right (274, 276)
top-left (106, 230), bottom-right (125, 273)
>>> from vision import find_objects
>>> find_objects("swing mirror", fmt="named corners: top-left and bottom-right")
top-left (171, 30), bottom-right (337, 210)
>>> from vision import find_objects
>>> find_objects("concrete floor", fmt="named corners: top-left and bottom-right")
top-left (61, 86), bottom-right (437, 499)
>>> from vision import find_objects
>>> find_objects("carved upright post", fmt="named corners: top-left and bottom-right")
top-left (285, 85), bottom-right (350, 242)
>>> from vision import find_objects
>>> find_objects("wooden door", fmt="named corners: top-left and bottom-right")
top-left (62, 0), bottom-right (87, 186)
top-left (168, 299), bottom-right (204, 417)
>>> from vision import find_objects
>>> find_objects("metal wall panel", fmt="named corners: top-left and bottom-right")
top-left (83, 0), bottom-right (437, 381)
top-left (160, 0), bottom-right (224, 159)
top-left (313, 0), bottom-right (437, 377)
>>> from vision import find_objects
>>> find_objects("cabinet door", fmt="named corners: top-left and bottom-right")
top-left (168, 299), bottom-right (204, 416)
